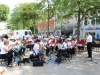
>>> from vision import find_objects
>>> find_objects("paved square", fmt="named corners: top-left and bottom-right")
top-left (1, 50), bottom-right (100, 75)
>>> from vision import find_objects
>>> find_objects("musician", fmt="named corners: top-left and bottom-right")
top-left (56, 38), bottom-right (63, 50)
top-left (62, 39), bottom-right (68, 49)
top-left (86, 32), bottom-right (93, 58)
top-left (65, 38), bottom-right (72, 54)
top-left (70, 38), bottom-right (77, 58)
top-left (77, 39), bottom-right (84, 52)
top-left (0, 40), bottom-right (13, 66)
top-left (33, 39), bottom-right (46, 61)
top-left (26, 37), bottom-right (32, 51)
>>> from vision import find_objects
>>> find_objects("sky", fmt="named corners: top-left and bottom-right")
top-left (0, 0), bottom-right (40, 31)
top-left (0, 0), bottom-right (41, 11)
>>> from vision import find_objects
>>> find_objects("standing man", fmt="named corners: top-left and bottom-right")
top-left (86, 32), bottom-right (93, 58)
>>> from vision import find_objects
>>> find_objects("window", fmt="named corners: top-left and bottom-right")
top-left (91, 19), bottom-right (95, 25)
top-left (29, 31), bottom-right (32, 35)
top-left (25, 31), bottom-right (28, 35)
top-left (84, 17), bottom-right (88, 25)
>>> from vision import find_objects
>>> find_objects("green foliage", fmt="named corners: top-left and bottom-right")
top-left (9, 2), bottom-right (41, 34)
top-left (50, 0), bottom-right (100, 39)
top-left (8, 0), bottom-right (100, 36)
top-left (0, 4), bottom-right (10, 22)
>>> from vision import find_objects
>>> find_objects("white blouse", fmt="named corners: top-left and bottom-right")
top-left (0, 45), bottom-right (8, 54)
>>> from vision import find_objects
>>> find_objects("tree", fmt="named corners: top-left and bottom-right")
top-left (9, 2), bottom-right (41, 34)
top-left (52, 0), bottom-right (100, 40)
top-left (0, 4), bottom-right (10, 22)
top-left (39, 0), bottom-right (60, 35)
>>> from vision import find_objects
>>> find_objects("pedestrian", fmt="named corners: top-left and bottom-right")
top-left (86, 32), bottom-right (93, 58)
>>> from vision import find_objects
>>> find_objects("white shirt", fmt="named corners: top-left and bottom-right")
top-left (43, 42), bottom-right (47, 46)
top-left (40, 41), bottom-right (44, 46)
top-left (14, 45), bottom-right (19, 49)
top-left (48, 39), bottom-right (52, 44)
top-left (9, 41), bottom-right (15, 45)
top-left (33, 44), bottom-right (39, 55)
top-left (0, 42), bottom-right (4, 53)
top-left (69, 36), bottom-right (72, 39)
top-left (86, 35), bottom-right (92, 43)
top-left (57, 44), bottom-right (63, 49)
top-left (67, 42), bottom-right (72, 48)
top-left (0, 45), bottom-right (8, 54)
top-left (14, 34), bottom-right (19, 39)
top-left (0, 42), bottom-right (4, 48)
top-left (15, 40), bottom-right (21, 45)
top-left (62, 42), bottom-right (67, 48)
top-left (32, 40), bottom-right (34, 44)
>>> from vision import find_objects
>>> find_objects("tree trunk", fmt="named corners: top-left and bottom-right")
top-left (23, 20), bottom-right (25, 29)
top-left (33, 17), bottom-right (35, 34)
top-left (17, 25), bottom-right (18, 30)
top-left (47, 0), bottom-right (50, 36)
top-left (77, 3), bottom-right (81, 41)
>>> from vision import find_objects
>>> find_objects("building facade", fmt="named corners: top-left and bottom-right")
top-left (79, 15), bottom-right (100, 39)
top-left (38, 19), bottom-right (55, 35)
top-left (38, 14), bottom-right (100, 38)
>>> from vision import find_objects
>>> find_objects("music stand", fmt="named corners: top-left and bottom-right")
top-left (85, 49), bottom-right (97, 64)
top-left (85, 57), bottom-right (97, 64)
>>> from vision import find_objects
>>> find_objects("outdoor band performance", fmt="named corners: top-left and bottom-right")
top-left (0, 0), bottom-right (100, 75)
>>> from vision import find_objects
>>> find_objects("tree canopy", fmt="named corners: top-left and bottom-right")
top-left (40, 0), bottom-right (100, 39)
top-left (8, 0), bottom-right (100, 36)
top-left (9, 2), bottom-right (42, 33)
top-left (0, 4), bottom-right (10, 22)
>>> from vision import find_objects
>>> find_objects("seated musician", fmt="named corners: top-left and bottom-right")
top-left (70, 38), bottom-right (77, 57)
top-left (65, 38), bottom-right (72, 54)
top-left (56, 38), bottom-right (63, 51)
top-left (0, 40), bottom-right (13, 67)
top-left (56, 38), bottom-right (64, 57)
top-left (57, 38), bottom-right (72, 58)
top-left (31, 37), bottom-right (35, 49)
top-left (59, 38), bottom-right (70, 55)
top-left (49, 37), bottom-right (55, 52)
top-left (71, 38), bottom-right (77, 49)
top-left (77, 38), bottom-right (84, 52)
top-left (26, 37), bottom-right (32, 51)
top-left (33, 39), bottom-right (46, 62)
top-left (62, 38), bottom-right (68, 49)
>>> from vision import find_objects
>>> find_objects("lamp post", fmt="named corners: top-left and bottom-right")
top-left (47, 0), bottom-right (50, 35)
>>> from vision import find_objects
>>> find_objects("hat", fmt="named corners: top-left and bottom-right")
top-left (67, 38), bottom-right (71, 40)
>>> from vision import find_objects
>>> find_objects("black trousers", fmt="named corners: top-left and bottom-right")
top-left (22, 47), bottom-right (25, 55)
top-left (26, 44), bottom-right (31, 51)
top-left (1, 53), bottom-right (13, 65)
top-left (78, 46), bottom-right (84, 51)
top-left (87, 42), bottom-right (92, 57)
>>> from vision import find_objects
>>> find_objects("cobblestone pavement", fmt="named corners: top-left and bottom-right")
top-left (1, 49), bottom-right (100, 75)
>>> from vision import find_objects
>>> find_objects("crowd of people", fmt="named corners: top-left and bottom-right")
top-left (0, 32), bottom-right (94, 75)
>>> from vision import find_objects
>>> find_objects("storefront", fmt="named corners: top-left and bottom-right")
top-left (80, 26), bottom-right (100, 39)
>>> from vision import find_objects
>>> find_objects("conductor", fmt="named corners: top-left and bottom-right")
top-left (86, 32), bottom-right (93, 58)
